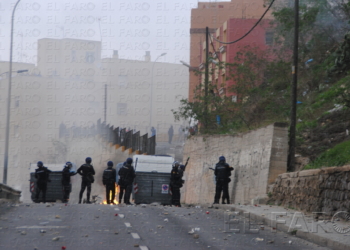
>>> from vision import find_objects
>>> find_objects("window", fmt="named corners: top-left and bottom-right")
top-left (265, 31), bottom-right (274, 45)
top-left (85, 52), bottom-right (95, 63)
top-left (71, 50), bottom-right (76, 62)
top-left (15, 96), bottom-right (20, 108)
top-left (117, 103), bottom-right (127, 115)
top-left (118, 75), bottom-right (128, 87)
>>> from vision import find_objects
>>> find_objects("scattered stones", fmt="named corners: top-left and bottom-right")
top-left (193, 234), bottom-right (199, 239)
top-left (164, 218), bottom-right (168, 222)
top-left (188, 229), bottom-right (195, 234)
top-left (46, 204), bottom-right (51, 207)
top-left (40, 230), bottom-right (46, 233)
top-left (255, 238), bottom-right (264, 241)
top-left (21, 231), bottom-right (26, 235)
top-left (114, 231), bottom-right (119, 234)
top-left (55, 215), bottom-right (60, 219)
top-left (52, 237), bottom-right (59, 241)
top-left (134, 244), bottom-right (139, 247)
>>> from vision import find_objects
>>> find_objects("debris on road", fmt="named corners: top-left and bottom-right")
top-left (40, 230), bottom-right (46, 233)
top-left (55, 215), bottom-right (60, 219)
top-left (255, 238), bottom-right (264, 241)
top-left (193, 234), bottom-right (199, 239)
top-left (188, 229), bottom-right (195, 234)
top-left (164, 218), bottom-right (168, 222)
top-left (52, 237), bottom-right (59, 241)
top-left (21, 231), bottom-right (26, 235)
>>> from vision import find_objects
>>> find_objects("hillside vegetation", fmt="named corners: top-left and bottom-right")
top-left (173, 0), bottom-right (350, 169)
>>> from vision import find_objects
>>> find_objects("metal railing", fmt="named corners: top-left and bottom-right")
top-left (132, 131), bottom-right (140, 152)
top-left (59, 119), bottom-right (156, 155)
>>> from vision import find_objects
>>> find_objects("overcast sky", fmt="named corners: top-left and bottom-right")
top-left (0, 0), bottom-right (231, 66)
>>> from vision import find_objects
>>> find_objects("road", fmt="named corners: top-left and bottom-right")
top-left (0, 202), bottom-right (330, 250)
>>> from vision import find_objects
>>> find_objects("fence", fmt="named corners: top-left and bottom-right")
top-left (58, 119), bottom-right (156, 155)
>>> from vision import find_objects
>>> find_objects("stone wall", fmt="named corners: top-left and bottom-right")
top-left (181, 123), bottom-right (288, 204)
top-left (271, 166), bottom-right (350, 215)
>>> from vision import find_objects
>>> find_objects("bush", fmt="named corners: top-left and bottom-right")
top-left (304, 140), bottom-right (350, 169)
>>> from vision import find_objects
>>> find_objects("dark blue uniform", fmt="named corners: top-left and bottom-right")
top-left (35, 166), bottom-right (52, 202)
top-left (118, 163), bottom-right (135, 204)
top-left (103, 166), bottom-right (117, 204)
top-left (77, 163), bottom-right (95, 203)
top-left (170, 166), bottom-right (183, 206)
top-left (214, 161), bottom-right (233, 204)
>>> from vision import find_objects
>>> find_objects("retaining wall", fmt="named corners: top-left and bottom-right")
top-left (181, 122), bottom-right (289, 204)
top-left (271, 165), bottom-right (350, 215)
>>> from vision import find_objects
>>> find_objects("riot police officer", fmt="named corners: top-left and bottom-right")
top-left (118, 158), bottom-right (135, 205)
top-left (61, 162), bottom-right (77, 203)
top-left (213, 156), bottom-right (234, 204)
top-left (170, 161), bottom-right (184, 207)
top-left (77, 157), bottom-right (95, 204)
top-left (34, 161), bottom-right (52, 203)
top-left (103, 161), bottom-right (117, 204)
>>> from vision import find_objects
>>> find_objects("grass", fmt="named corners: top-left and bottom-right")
top-left (304, 140), bottom-right (350, 169)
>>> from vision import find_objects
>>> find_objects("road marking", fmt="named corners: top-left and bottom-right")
top-left (124, 222), bottom-right (132, 228)
top-left (16, 226), bottom-right (68, 229)
top-left (139, 246), bottom-right (148, 250)
top-left (131, 233), bottom-right (140, 239)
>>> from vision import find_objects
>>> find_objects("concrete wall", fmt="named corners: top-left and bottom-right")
top-left (271, 166), bottom-right (350, 215)
top-left (181, 122), bottom-right (288, 204)
top-left (0, 183), bottom-right (21, 203)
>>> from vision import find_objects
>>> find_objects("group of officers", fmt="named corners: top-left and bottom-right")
top-left (34, 155), bottom-right (233, 206)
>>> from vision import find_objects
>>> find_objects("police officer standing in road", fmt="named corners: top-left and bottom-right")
top-left (77, 157), bottom-right (95, 204)
top-left (34, 161), bottom-right (52, 203)
top-left (118, 158), bottom-right (135, 205)
top-left (213, 156), bottom-right (234, 204)
top-left (61, 162), bottom-right (77, 203)
top-left (170, 161), bottom-right (184, 207)
top-left (103, 161), bottom-right (117, 204)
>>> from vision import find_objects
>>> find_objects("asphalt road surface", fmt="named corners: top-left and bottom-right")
top-left (0, 202), bottom-right (331, 250)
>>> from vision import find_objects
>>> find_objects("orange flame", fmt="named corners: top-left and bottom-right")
top-left (102, 185), bottom-right (120, 205)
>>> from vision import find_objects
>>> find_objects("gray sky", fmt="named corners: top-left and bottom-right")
top-left (0, 0), bottom-right (230, 65)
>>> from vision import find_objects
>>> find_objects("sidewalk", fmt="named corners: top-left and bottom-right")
top-left (209, 204), bottom-right (350, 250)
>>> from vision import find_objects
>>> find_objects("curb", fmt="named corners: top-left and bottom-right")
top-left (209, 204), bottom-right (349, 250)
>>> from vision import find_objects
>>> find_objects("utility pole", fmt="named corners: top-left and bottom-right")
top-left (204, 27), bottom-right (209, 130)
top-left (104, 84), bottom-right (107, 123)
top-left (3, 0), bottom-right (21, 184)
top-left (288, 0), bottom-right (299, 172)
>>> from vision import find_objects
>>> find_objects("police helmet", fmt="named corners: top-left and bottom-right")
top-left (179, 164), bottom-right (185, 170)
top-left (107, 161), bottom-right (114, 167)
top-left (172, 161), bottom-right (180, 168)
top-left (126, 158), bottom-right (133, 164)
top-left (85, 157), bottom-right (92, 163)
top-left (219, 156), bottom-right (226, 162)
top-left (37, 161), bottom-right (43, 167)
top-left (65, 162), bottom-right (72, 169)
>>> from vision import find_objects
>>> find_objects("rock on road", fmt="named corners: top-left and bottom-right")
top-left (0, 202), bottom-right (331, 250)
